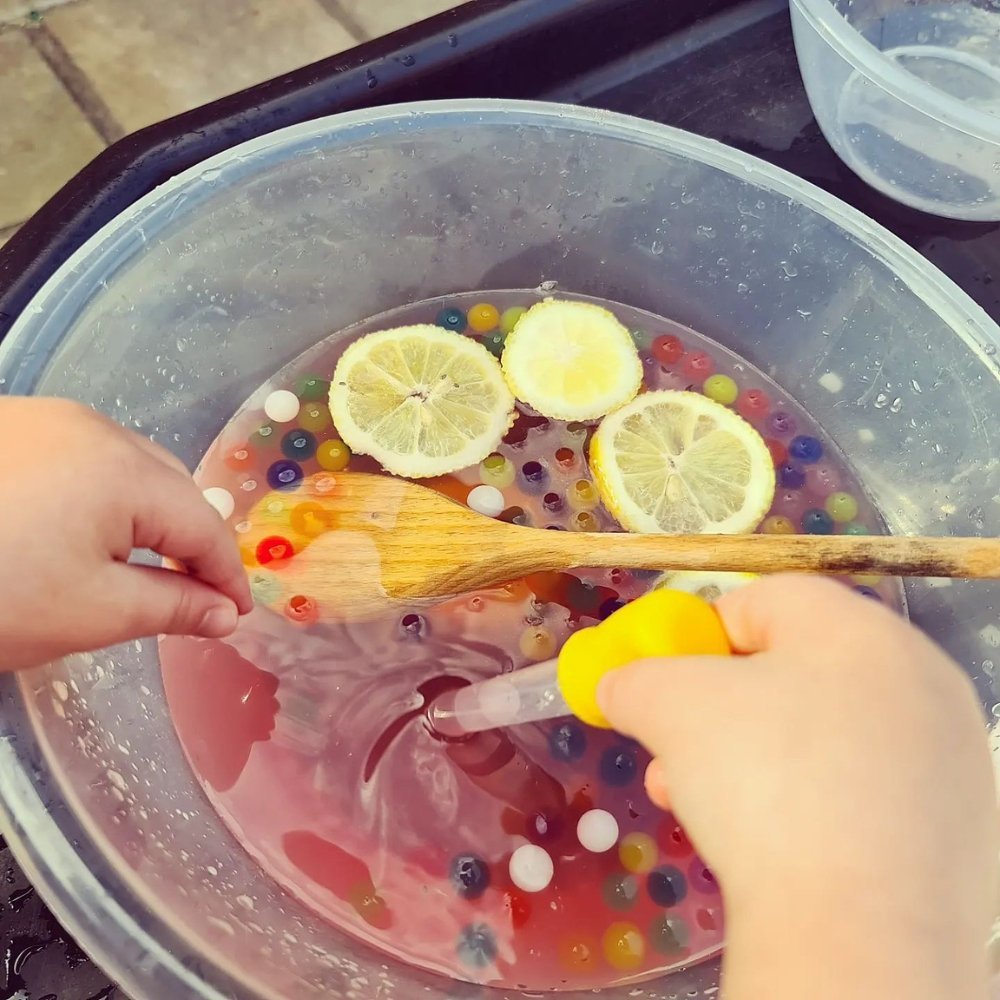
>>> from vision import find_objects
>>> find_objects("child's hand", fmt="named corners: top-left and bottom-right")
top-left (0, 397), bottom-right (252, 670)
top-left (599, 575), bottom-right (998, 1000)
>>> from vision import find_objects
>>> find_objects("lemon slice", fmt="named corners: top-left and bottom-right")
top-left (329, 325), bottom-right (515, 478)
top-left (591, 390), bottom-right (775, 534)
top-left (500, 299), bottom-right (642, 420)
top-left (652, 570), bottom-right (759, 602)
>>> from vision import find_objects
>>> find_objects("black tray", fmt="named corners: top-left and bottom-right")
top-left (0, 0), bottom-right (997, 994)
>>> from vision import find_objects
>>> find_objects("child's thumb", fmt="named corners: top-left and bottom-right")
top-left (596, 655), bottom-right (750, 763)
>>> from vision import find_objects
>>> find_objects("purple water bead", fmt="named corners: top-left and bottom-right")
top-left (521, 460), bottom-right (546, 484)
top-left (266, 459), bottom-right (303, 491)
top-left (778, 462), bottom-right (806, 490)
top-left (767, 410), bottom-right (796, 437)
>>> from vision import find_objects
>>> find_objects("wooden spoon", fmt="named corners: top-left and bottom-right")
top-left (243, 471), bottom-right (1000, 621)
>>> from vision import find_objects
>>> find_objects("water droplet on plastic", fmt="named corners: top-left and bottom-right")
top-left (366, 70), bottom-right (378, 89)
top-left (650, 240), bottom-right (664, 256)
top-left (447, 32), bottom-right (458, 47)
top-left (889, 397), bottom-right (902, 414)
top-left (736, 282), bottom-right (749, 295)
top-left (780, 262), bottom-right (799, 278)
top-left (401, 53), bottom-right (415, 67)
top-left (874, 393), bottom-right (889, 409)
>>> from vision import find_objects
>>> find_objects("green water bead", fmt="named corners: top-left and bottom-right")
top-left (602, 873), bottom-right (640, 912)
top-left (295, 375), bottom-right (329, 401)
top-left (825, 492), bottom-right (859, 523)
top-left (500, 306), bottom-right (527, 335)
top-left (249, 570), bottom-right (282, 605)
top-left (251, 423), bottom-right (277, 448)
top-left (843, 521), bottom-right (869, 536)
top-left (480, 453), bottom-right (515, 489)
top-left (703, 374), bottom-right (739, 406)
top-left (484, 331), bottom-right (507, 358)
top-left (630, 328), bottom-right (654, 350)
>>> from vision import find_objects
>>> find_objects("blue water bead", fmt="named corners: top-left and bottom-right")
top-left (457, 923), bottom-right (497, 968)
top-left (549, 721), bottom-right (587, 762)
top-left (599, 746), bottom-right (637, 787)
top-left (855, 586), bottom-right (882, 602)
top-left (789, 435), bottom-right (823, 463)
top-left (450, 855), bottom-right (491, 900)
top-left (280, 428), bottom-right (317, 462)
top-left (436, 306), bottom-right (467, 332)
top-left (266, 459), bottom-right (303, 491)
top-left (647, 866), bottom-right (688, 908)
top-left (802, 508), bottom-right (834, 534)
top-left (778, 462), bottom-right (805, 490)
top-left (599, 598), bottom-right (626, 620)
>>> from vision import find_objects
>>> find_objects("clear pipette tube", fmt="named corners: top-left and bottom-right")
top-left (430, 658), bottom-right (568, 737)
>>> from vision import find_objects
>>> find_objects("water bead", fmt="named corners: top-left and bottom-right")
top-left (602, 922), bottom-right (645, 971)
top-left (500, 306), bottom-right (526, 335)
top-left (256, 535), bottom-right (294, 565)
top-left (619, 832), bottom-right (658, 874)
top-left (825, 491), bottom-right (859, 522)
top-left (651, 335), bottom-right (684, 367)
top-left (521, 460), bottom-right (546, 484)
top-left (737, 388), bottom-right (771, 421)
top-left (316, 439), bottom-right (351, 472)
top-left (761, 515), bottom-right (796, 534)
top-left (314, 473), bottom-right (338, 495)
top-left (263, 389), bottom-right (300, 424)
top-left (631, 328), bottom-right (654, 351)
top-left (570, 511), bottom-right (600, 532)
top-left (267, 459), bottom-right (304, 491)
top-left (802, 508), bottom-right (834, 534)
top-left (508, 844), bottom-right (554, 893)
top-left (525, 811), bottom-right (564, 844)
top-left (467, 302), bottom-right (500, 333)
top-left (249, 570), bottom-right (281, 604)
top-left (542, 492), bottom-right (564, 513)
top-left (240, 477), bottom-right (258, 493)
top-left (480, 453), bottom-right (515, 489)
top-left (400, 613), bottom-right (426, 638)
top-left (778, 462), bottom-right (805, 490)
top-left (789, 434), bottom-right (823, 463)
top-left (286, 594), bottom-right (318, 625)
top-left (602, 872), bottom-right (640, 911)
top-left (843, 521), bottom-right (869, 535)
top-left (225, 444), bottom-right (253, 470)
top-left (568, 479), bottom-right (599, 511)
top-left (805, 462), bottom-right (841, 496)
top-left (599, 598), bottom-right (625, 620)
top-left (658, 817), bottom-right (692, 857)
top-left (688, 859), bottom-right (719, 894)
top-left (697, 908), bottom-right (720, 931)
top-left (202, 487), bottom-right (235, 520)
top-left (555, 446), bottom-right (577, 468)
top-left (295, 376), bottom-right (329, 401)
top-left (435, 306), bottom-right (466, 332)
top-left (251, 423), bottom-right (276, 449)
top-left (550, 722), bottom-right (587, 762)
top-left (298, 402), bottom-right (331, 434)
top-left (348, 884), bottom-right (390, 929)
top-left (855, 586), bottom-right (882, 602)
top-left (290, 501), bottom-right (334, 537)
top-left (703, 374), bottom-right (738, 406)
top-left (483, 331), bottom-right (506, 358)
top-left (772, 489), bottom-right (808, 523)
top-left (456, 923), bottom-right (497, 969)
top-left (683, 351), bottom-right (715, 381)
top-left (766, 438), bottom-right (788, 466)
top-left (767, 410), bottom-right (796, 436)
top-left (280, 428), bottom-right (318, 462)
top-left (467, 484), bottom-right (505, 518)
top-left (646, 865), bottom-right (687, 907)
top-left (650, 915), bottom-right (690, 957)
top-left (450, 855), bottom-right (491, 899)
top-left (600, 746), bottom-right (638, 787)
top-left (566, 421), bottom-right (589, 439)
top-left (519, 626), bottom-right (556, 661)
top-left (577, 809), bottom-right (619, 853)
top-left (499, 506), bottom-right (529, 526)
top-left (558, 936), bottom-right (597, 971)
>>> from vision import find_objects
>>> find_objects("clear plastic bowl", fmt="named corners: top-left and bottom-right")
top-left (790, 0), bottom-right (1000, 220)
top-left (0, 100), bottom-right (999, 1000)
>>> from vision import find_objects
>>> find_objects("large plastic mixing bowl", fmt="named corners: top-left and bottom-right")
top-left (0, 101), bottom-right (998, 1000)
top-left (790, 0), bottom-right (1000, 220)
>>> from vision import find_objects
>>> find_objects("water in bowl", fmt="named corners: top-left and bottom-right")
top-left (159, 292), bottom-right (901, 991)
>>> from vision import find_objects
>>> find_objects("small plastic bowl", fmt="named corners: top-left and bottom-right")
top-left (790, 0), bottom-right (1000, 220)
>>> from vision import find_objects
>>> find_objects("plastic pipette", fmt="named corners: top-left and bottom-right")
top-left (429, 588), bottom-right (731, 738)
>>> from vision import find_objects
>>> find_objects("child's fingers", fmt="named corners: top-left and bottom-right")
top-left (131, 464), bottom-right (252, 615)
top-left (106, 564), bottom-right (239, 641)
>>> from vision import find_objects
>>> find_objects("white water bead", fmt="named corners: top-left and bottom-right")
top-left (509, 844), bottom-right (554, 893)
top-left (264, 389), bottom-right (300, 423)
top-left (577, 809), bottom-right (619, 853)
top-left (202, 487), bottom-right (235, 520)
top-left (467, 484), bottom-right (505, 518)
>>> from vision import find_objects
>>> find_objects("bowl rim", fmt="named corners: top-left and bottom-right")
top-left (790, 0), bottom-right (1000, 141)
top-left (0, 98), bottom-right (998, 1000)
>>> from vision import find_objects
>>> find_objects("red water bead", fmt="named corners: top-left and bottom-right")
top-left (286, 594), bottom-right (318, 624)
top-left (503, 889), bottom-right (533, 930)
top-left (737, 388), bottom-right (771, 421)
top-left (555, 446), bottom-right (577, 468)
top-left (255, 535), bottom-right (294, 565)
top-left (652, 334), bottom-right (684, 366)
top-left (682, 351), bottom-right (714, 380)
top-left (225, 444), bottom-right (254, 470)
top-left (766, 438), bottom-right (788, 466)
top-left (658, 816), bottom-right (692, 857)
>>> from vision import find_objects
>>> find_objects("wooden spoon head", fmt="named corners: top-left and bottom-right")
top-left (241, 471), bottom-right (518, 622)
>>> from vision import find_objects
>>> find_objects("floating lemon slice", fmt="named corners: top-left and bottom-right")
top-left (329, 325), bottom-right (515, 478)
top-left (500, 299), bottom-right (642, 421)
top-left (591, 390), bottom-right (775, 534)
top-left (652, 569), bottom-right (760, 602)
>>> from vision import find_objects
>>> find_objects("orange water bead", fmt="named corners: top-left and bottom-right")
top-left (316, 439), bottom-right (351, 471)
top-left (286, 594), bottom-right (318, 624)
top-left (602, 921), bottom-right (645, 971)
top-left (555, 446), bottom-right (577, 468)
top-left (761, 515), bottom-right (796, 534)
top-left (559, 935), bottom-right (598, 972)
top-left (570, 511), bottom-right (600, 532)
top-left (225, 443), bottom-right (254, 470)
top-left (467, 302), bottom-right (500, 333)
top-left (290, 501), bottom-right (336, 537)
top-left (519, 626), bottom-right (557, 660)
top-left (568, 479), bottom-right (599, 512)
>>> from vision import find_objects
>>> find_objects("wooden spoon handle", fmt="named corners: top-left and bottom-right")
top-left (546, 531), bottom-right (1000, 579)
